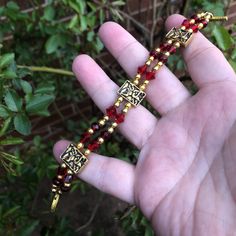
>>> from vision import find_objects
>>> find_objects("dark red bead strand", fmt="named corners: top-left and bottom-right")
top-left (88, 141), bottom-right (100, 152)
top-left (106, 105), bottom-right (117, 119)
top-left (137, 65), bottom-right (147, 75)
top-left (115, 113), bottom-right (125, 124)
top-left (145, 71), bottom-right (156, 81)
top-left (80, 132), bottom-right (91, 144)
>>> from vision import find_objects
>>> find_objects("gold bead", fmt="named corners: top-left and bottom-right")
top-left (133, 79), bottom-right (139, 85)
top-left (174, 42), bottom-right (181, 48)
top-left (123, 108), bottom-right (128, 113)
top-left (153, 65), bottom-right (160, 71)
top-left (77, 142), bottom-right (84, 149)
top-left (58, 175), bottom-right (63, 179)
top-left (88, 128), bottom-right (94, 134)
top-left (198, 23), bottom-right (204, 29)
top-left (188, 28), bottom-right (193, 33)
top-left (52, 188), bottom-right (57, 193)
top-left (144, 80), bottom-right (149, 85)
top-left (85, 149), bottom-right (91, 155)
top-left (118, 97), bottom-right (123, 102)
top-left (167, 39), bottom-right (173, 44)
top-left (140, 85), bottom-right (146, 90)
top-left (111, 122), bottom-right (118, 128)
top-left (197, 13), bottom-right (202, 18)
top-left (104, 115), bottom-right (109, 121)
top-left (98, 137), bottom-right (104, 144)
top-left (115, 101), bottom-right (120, 107)
top-left (149, 56), bottom-right (154, 61)
top-left (108, 127), bottom-right (114, 133)
top-left (64, 183), bottom-right (71, 187)
top-left (61, 163), bottom-right (66, 168)
top-left (164, 52), bottom-right (170, 57)
top-left (181, 26), bottom-right (186, 30)
top-left (136, 74), bottom-right (141, 79)
top-left (190, 19), bottom-right (195, 24)
top-left (125, 103), bottom-right (131, 108)
top-left (155, 48), bottom-right (161, 52)
top-left (52, 184), bottom-right (57, 189)
top-left (99, 119), bottom-right (105, 126)
top-left (158, 61), bottom-right (163, 66)
top-left (146, 59), bottom-right (152, 66)
top-left (68, 169), bottom-right (73, 175)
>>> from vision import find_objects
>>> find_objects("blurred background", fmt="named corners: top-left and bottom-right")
top-left (0, 0), bottom-right (235, 235)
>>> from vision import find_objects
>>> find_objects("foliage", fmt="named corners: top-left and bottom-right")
top-left (0, 0), bottom-right (235, 235)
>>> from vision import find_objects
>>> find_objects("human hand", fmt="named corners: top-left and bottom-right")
top-left (53, 14), bottom-right (236, 235)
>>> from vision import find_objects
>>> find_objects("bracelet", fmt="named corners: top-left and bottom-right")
top-left (50, 12), bottom-right (228, 212)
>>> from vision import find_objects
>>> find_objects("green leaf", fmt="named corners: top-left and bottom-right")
top-left (14, 114), bottom-right (31, 135)
top-left (0, 105), bottom-right (10, 118)
top-left (34, 83), bottom-right (55, 94)
top-left (20, 80), bottom-right (32, 94)
top-left (2, 205), bottom-right (21, 218)
top-left (45, 34), bottom-right (66, 54)
top-left (0, 117), bottom-right (12, 137)
top-left (3, 70), bottom-right (17, 79)
top-left (0, 137), bottom-right (24, 145)
top-left (26, 94), bottom-right (54, 115)
top-left (231, 49), bottom-right (236, 60)
top-left (212, 25), bottom-right (234, 51)
top-left (0, 151), bottom-right (24, 165)
top-left (229, 59), bottom-right (236, 72)
top-left (79, 15), bottom-right (87, 31)
top-left (111, 1), bottom-right (126, 6)
top-left (0, 53), bottom-right (14, 69)
top-left (4, 90), bottom-right (22, 112)
top-left (6, 1), bottom-right (20, 11)
top-left (19, 220), bottom-right (39, 236)
top-left (68, 15), bottom-right (78, 29)
top-left (43, 5), bottom-right (55, 21)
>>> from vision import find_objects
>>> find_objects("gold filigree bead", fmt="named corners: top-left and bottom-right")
top-left (77, 142), bottom-right (84, 149)
top-left (146, 59), bottom-right (152, 66)
top-left (84, 149), bottom-right (91, 156)
top-left (118, 97), bottom-right (123, 102)
top-left (164, 52), bottom-right (170, 57)
top-left (99, 119), bottom-right (105, 126)
top-left (88, 128), bottom-right (94, 134)
top-left (104, 115), bottom-right (109, 121)
top-left (167, 39), bottom-right (173, 44)
top-left (98, 137), bottom-right (104, 144)
top-left (108, 127), bottom-right (114, 133)
top-left (61, 163), bottom-right (67, 168)
top-left (112, 122), bottom-right (118, 128)
top-left (198, 23), bottom-right (204, 29)
top-left (174, 42), bottom-right (181, 48)
top-left (155, 48), bottom-right (161, 52)
top-left (190, 19), bottom-right (195, 24)
top-left (133, 79), bottom-right (139, 85)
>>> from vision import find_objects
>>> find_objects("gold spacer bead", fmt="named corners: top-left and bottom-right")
top-left (190, 19), bottom-right (195, 24)
top-left (77, 142), bottom-right (84, 149)
top-left (136, 74), bottom-right (141, 79)
top-left (52, 184), bottom-right (58, 189)
top-left (158, 61), bottom-right (163, 66)
top-left (153, 65), bottom-right (160, 71)
top-left (140, 85), bottom-right (146, 90)
top-left (115, 101), bottom-right (120, 107)
top-left (88, 128), bottom-right (94, 134)
top-left (188, 28), bottom-right (193, 33)
top-left (181, 26), bottom-right (186, 30)
top-left (125, 103), bottom-right (132, 108)
top-left (167, 39), bottom-right (173, 45)
top-left (164, 52), bottom-right (170, 57)
top-left (198, 23), bottom-right (204, 29)
top-left (64, 183), bottom-right (71, 187)
top-left (99, 119), bottom-right (105, 126)
top-left (149, 56), bottom-right (154, 61)
top-left (146, 59), bottom-right (152, 66)
top-left (68, 169), bottom-right (73, 175)
top-left (84, 149), bottom-right (91, 156)
top-left (108, 127), bottom-right (114, 133)
top-left (52, 188), bottom-right (57, 193)
top-left (144, 80), bottom-right (149, 85)
top-left (197, 13), bottom-right (202, 18)
top-left (174, 42), bottom-right (181, 48)
top-left (155, 48), bottom-right (161, 52)
top-left (61, 163), bottom-right (66, 168)
top-left (133, 79), bottom-right (139, 85)
top-left (123, 108), bottom-right (128, 113)
top-left (112, 122), bottom-right (118, 128)
top-left (104, 115), bottom-right (109, 121)
top-left (98, 137), bottom-right (104, 144)
top-left (57, 175), bottom-right (63, 180)
top-left (118, 97), bottom-right (123, 102)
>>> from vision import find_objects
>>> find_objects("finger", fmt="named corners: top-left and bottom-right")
top-left (98, 22), bottom-right (190, 115)
top-left (165, 14), bottom-right (236, 88)
top-left (72, 54), bottom-right (157, 149)
top-left (53, 140), bottom-right (135, 203)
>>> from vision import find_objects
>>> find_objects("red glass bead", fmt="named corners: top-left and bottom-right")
top-left (150, 50), bottom-right (159, 59)
top-left (64, 174), bottom-right (73, 183)
top-left (91, 122), bottom-right (100, 131)
top-left (169, 46), bottom-right (176, 54)
top-left (57, 166), bottom-right (67, 176)
top-left (190, 14), bottom-right (200, 22)
top-left (181, 19), bottom-right (190, 28)
top-left (157, 54), bottom-right (168, 63)
top-left (191, 24), bottom-right (199, 32)
top-left (80, 132), bottom-right (91, 143)
top-left (106, 105), bottom-right (117, 119)
top-left (115, 113), bottom-right (125, 124)
top-left (53, 177), bottom-right (62, 186)
top-left (101, 131), bottom-right (110, 140)
top-left (160, 43), bottom-right (171, 51)
top-left (88, 141), bottom-right (100, 151)
top-left (137, 65), bottom-right (147, 74)
top-left (146, 71), bottom-right (156, 81)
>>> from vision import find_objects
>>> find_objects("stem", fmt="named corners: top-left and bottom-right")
top-left (17, 65), bottom-right (74, 77)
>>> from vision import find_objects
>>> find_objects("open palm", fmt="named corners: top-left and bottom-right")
top-left (54, 15), bottom-right (236, 235)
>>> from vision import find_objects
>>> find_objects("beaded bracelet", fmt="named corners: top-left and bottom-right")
top-left (50, 12), bottom-right (228, 212)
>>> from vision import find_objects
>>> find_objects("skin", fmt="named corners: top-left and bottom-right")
top-left (53, 14), bottom-right (236, 235)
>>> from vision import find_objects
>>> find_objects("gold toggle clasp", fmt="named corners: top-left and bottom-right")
top-left (201, 12), bottom-right (228, 21)
top-left (51, 192), bottom-right (61, 212)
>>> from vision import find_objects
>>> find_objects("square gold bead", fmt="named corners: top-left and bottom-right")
top-left (61, 143), bottom-right (88, 174)
top-left (118, 80), bottom-right (146, 106)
